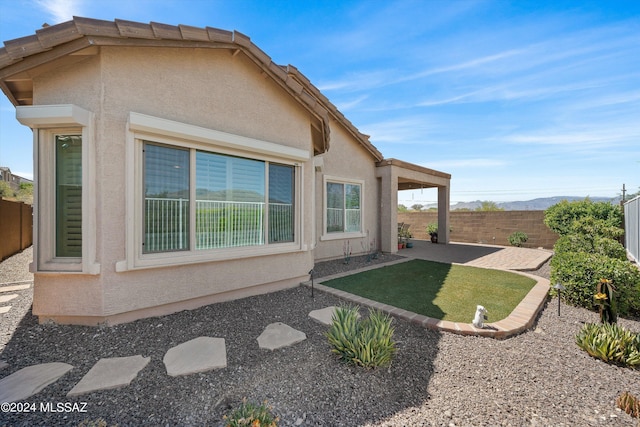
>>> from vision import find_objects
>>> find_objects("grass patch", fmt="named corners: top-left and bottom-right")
top-left (321, 259), bottom-right (536, 323)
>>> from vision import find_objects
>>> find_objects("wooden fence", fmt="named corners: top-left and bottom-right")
top-left (0, 199), bottom-right (33, 261)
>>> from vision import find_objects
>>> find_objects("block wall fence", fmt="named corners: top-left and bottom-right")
top-left (398, 210), bottom-right (559, 249)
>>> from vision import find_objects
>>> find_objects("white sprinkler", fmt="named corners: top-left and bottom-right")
top-left (472, 305), bottom-right (488, 329)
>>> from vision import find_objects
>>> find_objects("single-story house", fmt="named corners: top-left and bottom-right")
top-left (0, 17), bottom-right (451, 325)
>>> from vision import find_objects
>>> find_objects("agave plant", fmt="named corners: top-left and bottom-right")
top-left (576, 322), bottom-right (640, 368)
top-left (326, 305), bottom-right (397, 368)
top-left (617, 391), bottom-right (640, 418)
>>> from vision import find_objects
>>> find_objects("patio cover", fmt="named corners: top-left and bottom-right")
top-left (376, 158), bottom-right (451, 253)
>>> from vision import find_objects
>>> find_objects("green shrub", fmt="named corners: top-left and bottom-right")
top-left (553, 234), bottom-right (627, 260)
top-left (508, 231), bottom-right (528, 247)
top-left (326, 305), bottom-right (396, 368)
top-left (570, 216), bottom-right (624, 240)
top-left (223, 399), bottom-right (279, 427)
top-left (544, 199), bottom-right (622, 236)
top-left (550, 252), bottom-right (640, 317)
top-left (575, 323), bottom-right (640, 368)
top-left (617, 391), bottom-right (640, 418)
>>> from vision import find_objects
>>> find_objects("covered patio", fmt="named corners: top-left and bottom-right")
top-left (376, 158), bottom-right (451, 253)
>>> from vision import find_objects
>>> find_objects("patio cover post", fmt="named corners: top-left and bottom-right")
top-left (438, 185), bottom-right (450, 243)
top-left (378, 166), bottom-right (399, 253)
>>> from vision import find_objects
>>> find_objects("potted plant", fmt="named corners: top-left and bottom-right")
top-left (426, 222), bottom-right (438, 243)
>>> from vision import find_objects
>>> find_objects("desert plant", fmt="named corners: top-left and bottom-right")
top-left (550, 252), bottom-right (640, 317)
top-left (223, 398), bottom-right (279, 427)
top-left (343, 240), bottom-right (352, 264)
top-left (326, 305), bottom-right (396, 368)
top-left (575, 323), bottom-right (640, 368)
top-left (617, 391), bottom-right (640, 418)
top-left (595, 278), bottom-right (617, 324)
top-left (508, 231), bottom-right (528, 247)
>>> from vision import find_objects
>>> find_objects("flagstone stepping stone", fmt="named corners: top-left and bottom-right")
top-left (67, 355), bottom-right (150, 397)
top-left (309, 306), bottom-right (361, 326)
top-left (0, 284), bottom-right (30, 293)
top-left (257, 322), bottom-right (306, 350)
top-left (0, 360), bottom-right (8, 370)
top-left (163, 337), bottom-right (226, 377)
top-left (0, 362), bottom-right (73, 403)
top-left (0, 306), bottom-right (11, 314)
top-left (0, 294), bottom-right (18, 303)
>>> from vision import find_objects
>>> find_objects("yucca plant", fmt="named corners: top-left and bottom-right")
top-left (617, 391), bottom-right (640, 418)
top-left (326, 305), bottom-right (396, 368)
top-left (223, 398), bottom-right (279, 427)
top-left (575, 322), bottom-right (640, 368)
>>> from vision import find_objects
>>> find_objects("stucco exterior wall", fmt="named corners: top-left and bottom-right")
top-left (312, 120), bottom-right (381, 261)
top-left (31, 47), bottom-right (320, 324)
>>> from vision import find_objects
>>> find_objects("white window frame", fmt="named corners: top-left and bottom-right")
top-left (321, 175), bottom-right (365, 241)
top-left (117, 112), bottom-right (309, 271)
top-left (16, 105), bottom-right (99, 274)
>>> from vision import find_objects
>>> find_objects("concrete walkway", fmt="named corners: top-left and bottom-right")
top-left (309, 240), bottom-right (552, 339)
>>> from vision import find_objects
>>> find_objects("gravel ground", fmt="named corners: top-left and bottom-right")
top-left (1, 248), bottom-right (639, 426)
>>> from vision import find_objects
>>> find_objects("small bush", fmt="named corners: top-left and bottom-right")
top-left (508, 231), bottom-right (528, 247)
top-left (617, 391), bottom-right (640, 418)
top-left (550, 252), bottom-right (640, 317)
top-left (326, 305), bottom-right (396, 368)
top-left (575, 323), bottom-right (640, 368)
top-left (224, 399), bottom-right (279, 427)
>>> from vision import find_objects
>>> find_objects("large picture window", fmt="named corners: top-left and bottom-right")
top-left (326, 180), bottom-right (362, 234)
top-left (142, 142), bottom-right (295, 254)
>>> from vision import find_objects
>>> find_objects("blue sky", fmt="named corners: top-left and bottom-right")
top-left (1, 0), bottom-right (639, 204)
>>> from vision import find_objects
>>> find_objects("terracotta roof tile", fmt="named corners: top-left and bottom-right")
top-left (115, 19), bottom-right (156, 39)
top-left (36, 20), bottom-right (82, 48)
top-left (178, 24), bottom-right (210, 42)
top-left (206, 27), bottom-right (233, 43)
top-left (4, 35), bottom-right (45, 60)
top-left (74, 17), bottom-right (121, 37)
top-left (150, 22), bottom-right (183, 40)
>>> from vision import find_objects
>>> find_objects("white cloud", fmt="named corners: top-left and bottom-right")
top-left (33, 0), bottom-right (83, 24)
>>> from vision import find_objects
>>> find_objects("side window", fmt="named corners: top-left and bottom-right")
top-left (326, 181), bottom-right (362, 234)
top-left (55, 134), bottom-right (82, 257)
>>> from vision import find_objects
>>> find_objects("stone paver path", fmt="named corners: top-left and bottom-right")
top-left (163, 337), bottom-right (227, 377)
top-left (67, 355), bottom-right (150, 396)
top-left (0, 362), bottom-right (73, 403)
top-left (257, 322), bottom-right (306, 350)
top-left (0, 294), bottom-right (18, 303)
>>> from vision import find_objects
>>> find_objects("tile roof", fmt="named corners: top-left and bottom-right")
top-left (0, 17), bottom-right (384, 160)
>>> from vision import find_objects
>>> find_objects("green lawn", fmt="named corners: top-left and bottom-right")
top-left (321, 259), bottom-right (537, 323)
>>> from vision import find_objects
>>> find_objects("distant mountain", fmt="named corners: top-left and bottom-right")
top-left (448, 196), bottom-right (620, 211)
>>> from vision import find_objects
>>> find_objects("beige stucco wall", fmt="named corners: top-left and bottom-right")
top-left (312, 120), bottom-right (381, 261)
top-left (31, 46), bottom-right (322, 324)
